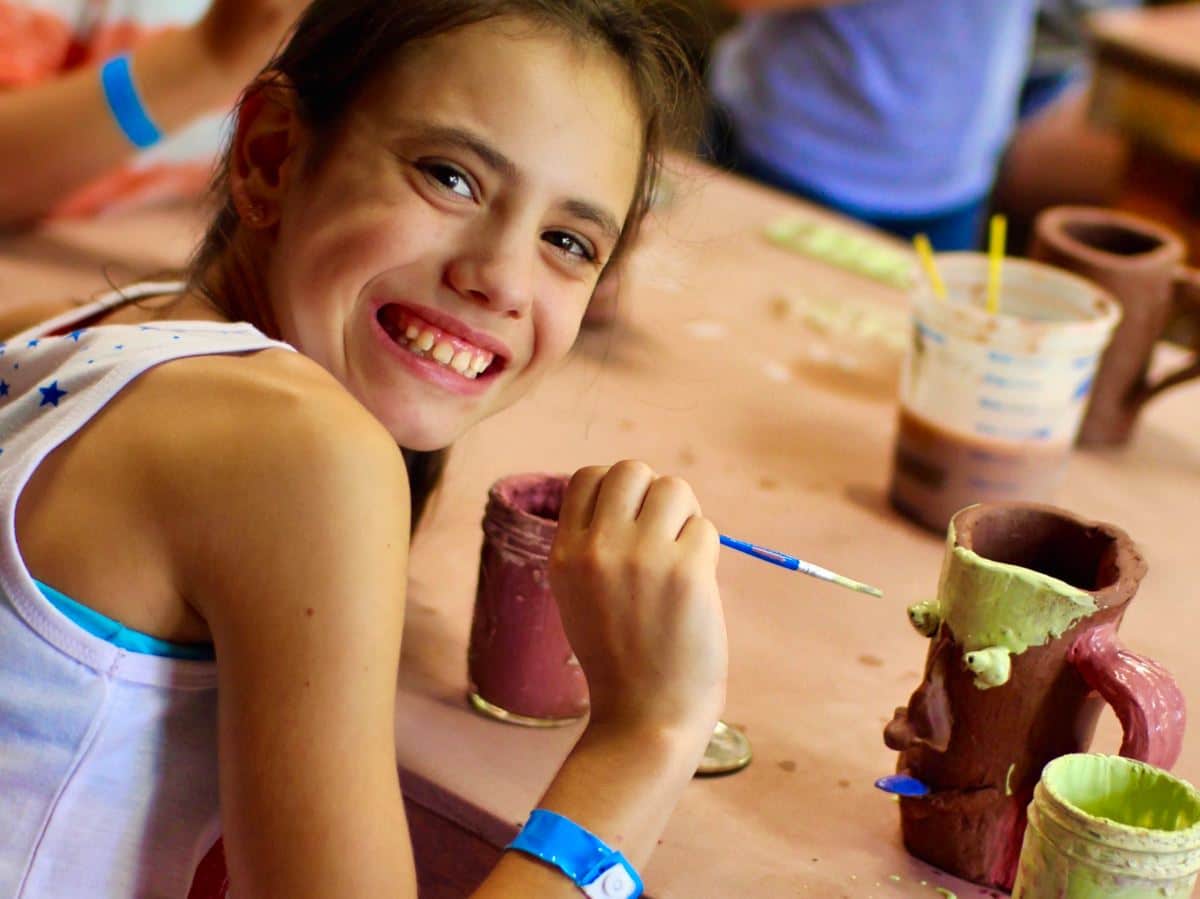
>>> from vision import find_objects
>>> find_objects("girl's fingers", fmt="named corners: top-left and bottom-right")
top-left (636, 475), bottom-right (702, 541)
top-left (677, 514), bottom-right (720, 562)
top-left (558, 466), bottom-right (608, 532)
top-left (591, 460), bottom-right (656, 526)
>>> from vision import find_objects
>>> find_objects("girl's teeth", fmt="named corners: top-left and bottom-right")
top-left (392, 314), bottom-right (496, 379)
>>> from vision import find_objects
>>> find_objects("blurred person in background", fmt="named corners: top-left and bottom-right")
top-left (0, 0), bottom-right (307, 227)
top-left (705, 0), bottom-right (1040, 250)
top-left (992, 0), bottom-right (1142, 251)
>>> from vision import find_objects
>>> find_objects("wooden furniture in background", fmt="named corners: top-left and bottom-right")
top-left (1089, 3), bottom-right (1200, 262)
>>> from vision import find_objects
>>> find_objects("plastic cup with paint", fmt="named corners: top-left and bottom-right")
top-left (466, 473), bottom-right (589, 726)
top-left (1013, 753), bottom-right (1200, 898)
top-left (888, 253), bottom-right (1122, 533)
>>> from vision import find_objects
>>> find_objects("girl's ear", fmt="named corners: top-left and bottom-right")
top-left (230, 76), bottom-right (304, 230)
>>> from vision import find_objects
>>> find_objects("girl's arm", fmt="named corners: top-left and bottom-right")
top-left (179, 362), bottom-right (418, 899)
top-left (474, 723), bottom-right (710, 896)
top-left (0, 1), bottom-right (307, 228)
top-left (171, 361), bottom-right (721, 897)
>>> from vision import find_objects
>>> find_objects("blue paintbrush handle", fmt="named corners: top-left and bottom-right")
top-left (718, 534), bottom-right (884, 598)
top-left (719, 535), bottom-right (800, 571)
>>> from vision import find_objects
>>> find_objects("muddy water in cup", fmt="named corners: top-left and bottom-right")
top-left (890, 407), bottom-right (1071, 533)
top-left (888, 254), bottom-right (1121, 533)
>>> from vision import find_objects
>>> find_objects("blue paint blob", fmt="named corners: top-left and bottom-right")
top-left (874, 774), bottom-right (930, 798)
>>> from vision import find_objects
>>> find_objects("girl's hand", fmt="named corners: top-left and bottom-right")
top-left (549, 461), bottom-right (728, 741)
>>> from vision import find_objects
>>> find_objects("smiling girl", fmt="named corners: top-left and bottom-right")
top-left (0, 2), bottom-right (727, 898)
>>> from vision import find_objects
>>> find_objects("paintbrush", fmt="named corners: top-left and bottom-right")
top-left (719, 535), bottom-right (883, 598)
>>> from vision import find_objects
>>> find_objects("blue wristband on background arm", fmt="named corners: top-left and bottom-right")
top-left (506, 809), bottom-right (644, 898)
top-left (100, 54), bottom-right (162, 149)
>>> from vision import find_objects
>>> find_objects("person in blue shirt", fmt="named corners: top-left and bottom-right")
top-left (706, 0), bottom-right (1040, 250)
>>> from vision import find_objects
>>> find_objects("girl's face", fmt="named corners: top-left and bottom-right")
top-left (257, 18), bottom-right (643, 450)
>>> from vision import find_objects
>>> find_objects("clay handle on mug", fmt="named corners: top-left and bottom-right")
top-left (1068, 622), bottom-right (1186, 769)
top-left (1142, 266), bottom-right (1200, 400)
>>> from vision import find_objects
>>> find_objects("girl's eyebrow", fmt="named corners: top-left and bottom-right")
top-left (562, 198), bottom-right (622, 245)
top-left (408, 123), bottom-right (623, 243)
top-left (413, 124), bottom-right (518, 179)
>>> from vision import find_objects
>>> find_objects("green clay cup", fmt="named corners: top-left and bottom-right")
top-left (1013, 754), bottom-right (1200, 898)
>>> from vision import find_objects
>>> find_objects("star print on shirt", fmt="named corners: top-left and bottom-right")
top-left (26, 339), bottom-right (39, 349)
top-left (38, 382), bottom-right (67, 407)
top-left (68, 330), bottom-right (87, 342)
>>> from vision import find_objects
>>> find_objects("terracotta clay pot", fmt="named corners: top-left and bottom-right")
top-left (466, 474), bottom-right (588, 726)
top-left (884, 503), bottom-right (1186, 892)
top-left (1030, 206), bottom-right (1200, 447)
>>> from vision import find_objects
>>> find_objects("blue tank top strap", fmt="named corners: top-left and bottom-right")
top-left (34, 580), bottom-right (215, 661)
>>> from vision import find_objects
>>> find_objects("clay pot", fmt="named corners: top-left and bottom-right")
top-left (884, 503), bottom-right (1186, 891)
top-left (466, 474), bottom-right (588, 726)
top-left (1030, 206), bottom-right (1200, 446)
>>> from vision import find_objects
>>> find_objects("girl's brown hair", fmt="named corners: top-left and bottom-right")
top-left (189, 0), bottom-right (699, 529)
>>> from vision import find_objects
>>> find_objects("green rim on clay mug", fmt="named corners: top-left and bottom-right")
top-left (1013, 753), bottom-right (1200, 898)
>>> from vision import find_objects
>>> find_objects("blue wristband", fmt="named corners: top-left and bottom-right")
top-left (100, 54), bottom-right (162, 149)
top-left (507, 809), bottom-right (644, 898)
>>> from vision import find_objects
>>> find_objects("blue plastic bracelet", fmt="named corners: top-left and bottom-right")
top-left (507, 809), bottom-right (643, 898)
top-left (100, 54), bottom-right (162, 149)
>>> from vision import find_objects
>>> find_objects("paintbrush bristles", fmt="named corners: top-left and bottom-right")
top-left (794, 560), bottom-right (884, 598)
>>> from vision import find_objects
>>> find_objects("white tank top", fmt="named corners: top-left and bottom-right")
top-left (0, 283), bottom-right (293, 898)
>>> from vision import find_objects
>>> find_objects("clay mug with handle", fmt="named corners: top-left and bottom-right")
top-left (1030, 206), bottom-right (1200, 446)
top-left (883, 502), bottom-right (1186, 892)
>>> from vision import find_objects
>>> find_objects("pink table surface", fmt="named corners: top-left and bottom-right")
top-left (2, 161), bottom-right (1198, 898)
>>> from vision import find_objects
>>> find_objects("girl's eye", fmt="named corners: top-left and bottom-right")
top-left (420, 162), bottom-right (476, 201)
top-left (543, 230), bottom-right (597, 263)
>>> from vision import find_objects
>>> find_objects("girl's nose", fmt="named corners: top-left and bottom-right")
top-left (443, 229), bottom-right (535, 319)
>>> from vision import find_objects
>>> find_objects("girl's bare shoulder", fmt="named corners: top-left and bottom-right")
top-left (19, 345), bottom-right (410, 640)
top-left (142, 345), bottom-right (405, 486)
top-left (96, 347), bottom-right (411, 587)
top-left (123, 347), bottom-right (391, 456)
